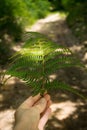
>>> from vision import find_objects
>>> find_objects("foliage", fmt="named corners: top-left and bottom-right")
top-left (0, 0), bottom-right (50, 65)
top-left (0, 0), bottom-right (29, 65)
top-left (6, 32), bottom-right (85, 98)
top-left (49, 0), bottom-right (87, 25)
top-left (62, 0), bottom-right (87, 41)
top-left (0, 0), bottom-right (50, 37)
top-left (0, 0), bottom-right (29, 39)
top-left (49, 0), bottom-right (87, 40)
top-left (62, 0), bottom-right (87, 25)
top-left (24, 0), bottom-right (50, 22)
top-left (48, 0), bottom-right (64, 11)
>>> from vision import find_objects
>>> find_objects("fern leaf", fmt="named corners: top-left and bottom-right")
top-left (6, 31), bottom-right (85, 98)
top-left (45, 80), bottom-right (86, 99)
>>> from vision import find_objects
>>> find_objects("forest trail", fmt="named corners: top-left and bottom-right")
top-left (28, 13), bottom-right (86, 63)
top-left (28, 13), bottom-right (78, 47)
top-left (0, 13), bottom-right (87, 130)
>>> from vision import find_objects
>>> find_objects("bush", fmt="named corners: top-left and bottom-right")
top-left (62, 0), bottom-right (87, 40)
top-left (48, 0), bottom-right (64, 11)
top-left (62, 0), bottom-right (87, 26)
top-left (24, 0), bottom-right (50, 20)
top-left (0, 0), bottom-right (50, 65)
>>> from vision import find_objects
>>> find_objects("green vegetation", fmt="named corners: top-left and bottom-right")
top-left (0, 0), bottom-right (87, 66)
top-left (0, 0), bottom-right (86, 97)
top-left (0, 0), bottom-right (50, 34)
top-left (0, 0), bottom-right (50, 65)
top-left (24, 0), bottom-right (50, 23)
top-left (49, 0), bottom-right (87, 41)
top-left (0, 0), bottom-right (28, 65)
top-left (5, 32), bottom-right (85, 98)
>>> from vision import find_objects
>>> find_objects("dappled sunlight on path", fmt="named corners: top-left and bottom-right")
top-left (0, 109), bottom-right (15, 130)
top-left (51, 101), bottom-right (77, 120)
top-left (27, 13), bottom-right (66, 32)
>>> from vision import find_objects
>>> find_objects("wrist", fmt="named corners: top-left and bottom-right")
top-left (13, 122), bottom-right (39, 130)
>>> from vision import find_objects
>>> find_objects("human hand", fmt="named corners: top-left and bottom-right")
top-left (13, 94), bottom-right (52, 130)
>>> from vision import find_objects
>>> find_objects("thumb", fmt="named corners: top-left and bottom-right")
top-left (34, 98), bottom-right (47, 113)
top-left (38, 108), bottom-right (51, 130)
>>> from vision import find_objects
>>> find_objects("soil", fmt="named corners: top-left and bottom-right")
top-left (0, 13), bottom-right (87, 130)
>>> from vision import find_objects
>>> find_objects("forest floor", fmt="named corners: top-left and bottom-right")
top-left (0, 13), bottom-right (87, 130)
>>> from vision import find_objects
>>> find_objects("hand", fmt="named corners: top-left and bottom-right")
top-left (13, 94), bottom-right (52, 130)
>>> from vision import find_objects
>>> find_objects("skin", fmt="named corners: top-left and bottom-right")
top-left (13, 94), bottom-right (52, 130)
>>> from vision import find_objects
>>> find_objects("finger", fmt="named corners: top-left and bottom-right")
top-left (41, 99), bottom-right (52, 117)
top-left (46, 100), bottom-right (52, 108)
top-left (38, 108), bottom-right (52, 130)
top-left (44, 94), bottom-right (50, 102)
top-left (34, 98), bottom-right (47, 113)
top-left (19, 94), bottom-right (41, 109)
top-left (32, 93), bottom-right (41, 103)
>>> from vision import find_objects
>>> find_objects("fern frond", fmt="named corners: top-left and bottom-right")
top-left (6, 32), bottom-right (85, 98)
top-left (45, 80), bottom-right (86, 99)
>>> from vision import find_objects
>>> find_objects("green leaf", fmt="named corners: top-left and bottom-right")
top-left (6, 32), bottom-right (85, 98)
top-left (45, 80), bottom-right (86, 100)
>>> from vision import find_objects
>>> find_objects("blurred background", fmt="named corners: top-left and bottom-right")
top-left (0, 0), bottom-right (87, 130)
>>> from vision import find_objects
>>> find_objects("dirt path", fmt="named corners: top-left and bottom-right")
top-left (0, 13), bottom-right (87, 130)
top-left (28, 13), bottom-right (77, 46)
